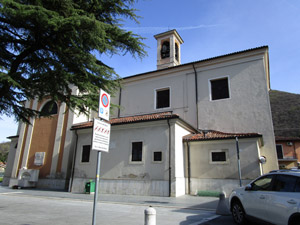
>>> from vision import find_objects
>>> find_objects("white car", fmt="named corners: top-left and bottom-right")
top-left (229, 170), bottom-right (300, 225)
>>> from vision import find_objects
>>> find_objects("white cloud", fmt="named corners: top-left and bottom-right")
top-left (124, 24), bottom-right (220, 34)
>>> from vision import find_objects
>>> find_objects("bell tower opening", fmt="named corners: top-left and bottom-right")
top-left (154, 29), bottom-right (184, 70)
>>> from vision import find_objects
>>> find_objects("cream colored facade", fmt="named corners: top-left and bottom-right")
top-left (4, 30), bottom-right (278, 196)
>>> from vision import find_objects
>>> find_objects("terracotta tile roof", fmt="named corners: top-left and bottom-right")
top-left (183, 130), bottom-right (262, 142)
top-left (71, 112), bottom-right (179, 130)
top-left (276, 136), bottom-right (300, 141)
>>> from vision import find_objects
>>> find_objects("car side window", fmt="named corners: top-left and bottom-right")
top-left (251, 175), bottom-right (273, 191)
top-left (273, 175), bottom-right (298, 192)
top-left (295, 178), bottom-right (300, 192)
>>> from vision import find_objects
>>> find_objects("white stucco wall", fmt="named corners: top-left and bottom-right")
top-left (195, 56), bottom-right (277, 173)
top-left (111, 49), bottom-right (277, 174)
top-left (188, 138), bottom-right (262, 195)
top-left (2, 138), bottom-right (18, 186)
top-left (72, 121), bottom-right (171, 196)
top-left (173, 123), bottom-right (190, 196)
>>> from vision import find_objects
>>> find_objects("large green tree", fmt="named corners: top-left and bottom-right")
top-left (0, 0), bottom-right (146, 122)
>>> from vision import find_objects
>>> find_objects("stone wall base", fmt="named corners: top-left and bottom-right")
top-left (71, 178), bottom-right (169, 196)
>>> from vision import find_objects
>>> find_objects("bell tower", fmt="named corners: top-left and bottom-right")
top-left (154, 29), bottom-right (184, 70)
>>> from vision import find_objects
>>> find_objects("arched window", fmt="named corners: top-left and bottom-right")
top-left (161, 41), bottom-right (170, 59)
top-left (175, 43), bottom-right (179, 61)
top-left (41, 101), bottom-right (58, 116)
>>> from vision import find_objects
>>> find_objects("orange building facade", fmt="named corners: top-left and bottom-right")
top-left (276, 137), bottom-right (300, 169)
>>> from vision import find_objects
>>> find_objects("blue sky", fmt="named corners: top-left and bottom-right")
top-left (1, 0), bottom-right (300, 143)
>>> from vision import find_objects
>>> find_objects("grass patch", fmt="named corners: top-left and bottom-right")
top-left (197, 190), bottom-right (221, 197)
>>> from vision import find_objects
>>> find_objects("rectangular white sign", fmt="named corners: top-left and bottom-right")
top-left (92, 118), bottom-right (111, 152)
top-left (98, 89), bottom-right (110, 121)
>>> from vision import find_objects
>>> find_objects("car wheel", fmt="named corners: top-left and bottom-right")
top-left (231, 201), bottom-right (247, 225)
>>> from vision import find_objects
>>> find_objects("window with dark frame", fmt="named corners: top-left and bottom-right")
top-left (41, 101), bottom-right (58, 115)
top-left (211, 151), bottom-right (226, 162)
top-left (131, 142), bottom-right (143, 162)
top-left (81, 145), bottom-right (91, 163)
top-left (276, 145), bottom-right (284, 159)
top-left (210, 77), bottom-right (229, 100)
top-left (153, 152), bottom-right (162, 162)
top-left (156, 88), bottom-right (170, 109)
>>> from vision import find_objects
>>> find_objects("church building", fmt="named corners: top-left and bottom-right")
top-left (3, 30), bottom-right (278, 196)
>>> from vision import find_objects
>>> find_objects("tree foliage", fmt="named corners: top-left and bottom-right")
top-left (0, 142), bottom-right (9, 163)
top-left (0, 0), bottom-right (146, 122)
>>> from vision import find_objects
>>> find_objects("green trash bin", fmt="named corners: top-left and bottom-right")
top-left (85, 180), bottom-right (95, 194)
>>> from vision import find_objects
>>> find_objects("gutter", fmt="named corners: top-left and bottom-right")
top-left (187, 141), bottom-right (191, 195)
top-left (167, 119), bottom-right (172, 197)
top-left (192, 64), bottom-right (199, 128)
top-left (118, 87), bottom-right (122, 118)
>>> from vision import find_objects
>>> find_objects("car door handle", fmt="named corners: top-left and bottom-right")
top-left (287, 199), bottom-right (297, 204)
top-left (259, 195), bottom-right (265, 199)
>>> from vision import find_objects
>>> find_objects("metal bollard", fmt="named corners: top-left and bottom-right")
top-left (144, 206), bottom-right (156, 225)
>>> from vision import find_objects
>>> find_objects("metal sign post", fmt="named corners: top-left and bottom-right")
top-left (92, 150), bottom-right (101, 225)
top-left (236, 137), bottom-right (242, 187)
top-left (91, 89), bottom-right (111, 225)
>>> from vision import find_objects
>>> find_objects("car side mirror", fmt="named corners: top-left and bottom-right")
top-left (245, 184), bottom-right (252, 191)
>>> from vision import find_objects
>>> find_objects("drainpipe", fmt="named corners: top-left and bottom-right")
top-left (167, 119), bottom-right (172, 197)
top-left (192, 64), bottom-right (199, 129)
top-left (187, 141), bottom-right (191, 195)
top-left (69, 130), bottom-right (78, 192)
top-left (118, 87), bottom-right (122, 118)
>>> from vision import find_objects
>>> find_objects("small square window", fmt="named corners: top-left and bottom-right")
top-left (212, 152), bottom-right (226, 162)
top-left (153, 152), bottom-right (162, 162)
top-left (131, 142), bottom-right (143, 162)
top-left (81, 145), bottom-right (91, 163)
top-left (210, 150), bottom-right (228, 164)
top-left (156, 88), bottom-right (170, 109)
top-left (210, 77), bottom-right (229, 100)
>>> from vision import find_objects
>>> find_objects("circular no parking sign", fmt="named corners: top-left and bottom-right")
top-left (101, 93), bottom-right (109, 108)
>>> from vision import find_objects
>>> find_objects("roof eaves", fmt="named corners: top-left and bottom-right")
top-left (122, 46), bottom-right (268, 80)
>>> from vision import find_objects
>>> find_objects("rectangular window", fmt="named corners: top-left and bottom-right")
top-left (131, 142), bottom-right (143, 162)
top-left (212, 152), bottom-right (226, 162)
top-left (81, 145), bottom-right (91, 163)
top-left (153, 151), bottom-right (162, 162)
top-left (276, 144), bottom-right (283, 159)
top-left (156, 88), bottom-right (170, 109)
top-left (210, 77), bottom-right (230, 100)
top-left (210, 150), bottom-right (228, 164)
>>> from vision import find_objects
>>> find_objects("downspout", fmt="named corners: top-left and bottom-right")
top-left (192, 64), bottom-right (199, 129)
top-left (187, 141), bottom-right (191, 195)
top-left (68, 130), bottom-right (78, 192)
top-left (167, 119), bottom-right (172, 197)
top-left (118, 87), bottom-right (122, 118)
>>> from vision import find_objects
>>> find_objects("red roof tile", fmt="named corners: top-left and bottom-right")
top-left (71, 112), bottom-right (179, 130)
top-left (275, 136), bottom-right (300, 141)
top-left (183, 130), bottom-right (262, 142)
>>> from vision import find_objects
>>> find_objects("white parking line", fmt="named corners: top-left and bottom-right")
top-left (0, 191), bottom-right (23, 195)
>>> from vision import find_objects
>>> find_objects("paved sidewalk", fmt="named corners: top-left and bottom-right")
top-left (0, 185), bottom-right (219, 210)
top-left (0, 185), bottom-right (221, 225)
